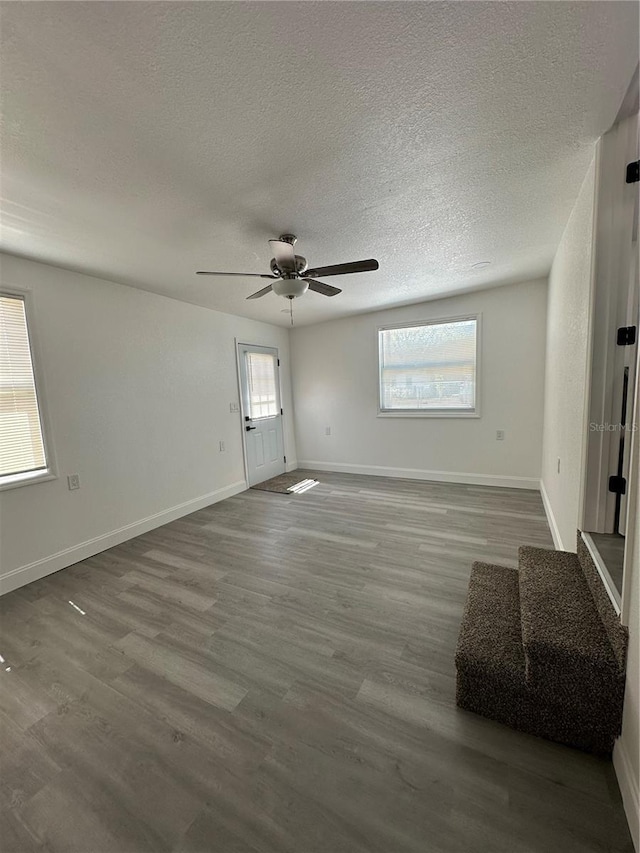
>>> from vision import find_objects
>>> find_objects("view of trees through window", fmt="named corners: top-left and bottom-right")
top-left (379, 318), bottom-right (477, 411)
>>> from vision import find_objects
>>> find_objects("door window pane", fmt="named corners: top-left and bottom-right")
top-left (245, 352), bottom-right (278, 419)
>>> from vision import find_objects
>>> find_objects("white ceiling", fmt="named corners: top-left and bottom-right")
top-left (1, 2), bottom-right (637, 327)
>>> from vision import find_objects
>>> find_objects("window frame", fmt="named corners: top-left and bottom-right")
top-left (0, 288), bottom-right (57, 491)
top-left (376, 313), bottom-right (482, 419)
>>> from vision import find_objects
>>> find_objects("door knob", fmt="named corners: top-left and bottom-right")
top-left (246, 425), bottom-right (256, 431)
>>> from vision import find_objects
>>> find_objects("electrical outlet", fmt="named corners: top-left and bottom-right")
top-left (229, 402), bottom-right (240, 413)
top-left (325, 426), bottom-right (331, 436)
top-left (219, 441), bottom-right (226, 453)
top-left (67, 474), bottom-right (80, 491)
top-left (557, 457), bottom-right (561, 474)
top-left (496, 430), bottom-right (505, 441)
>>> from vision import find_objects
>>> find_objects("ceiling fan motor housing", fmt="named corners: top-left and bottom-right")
top-left (270, 255), bottom-right (308, 277)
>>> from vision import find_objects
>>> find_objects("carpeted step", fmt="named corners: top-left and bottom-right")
top-left (455, 562), bottom-right (526, 729)
top-left (518, 546), bottom-right (623, 694)
top-left (518, 545), bottom-right (626, 749)
top-left (455, 555), bottom-right (625, 754)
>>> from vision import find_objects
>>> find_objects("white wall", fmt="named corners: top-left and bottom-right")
top-left (540, 156), bottom-right (597, 551)
top-left (0, 254), bottom-right (296, 592)
top-left (615, 467), bottom-right (640, 850)
top-left (291, 279), bottom-right (548, 488)
top-left (614, 342), bottom-right (640, 851)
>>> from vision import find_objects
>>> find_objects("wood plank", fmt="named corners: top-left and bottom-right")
top-left (0, 472), bottom-right (633, 852)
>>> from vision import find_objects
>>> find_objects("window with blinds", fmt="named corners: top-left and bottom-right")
top-left (245, 351), bottom-right (278, 419)
top-left (378, 316), bottom-right (479, 415)
top-left (0, 294), bottom-right (48, 482)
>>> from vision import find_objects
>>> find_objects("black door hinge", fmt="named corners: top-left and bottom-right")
top-left (277, 358), bottom-right (280, 366)
top-left (617, 326), bottom-right (637, 346)
top-left (280, 407), bottom-right (283, 415)
top-left (626, 160), bottom-right (640, 184)
top-left (609, 475), bottom-right (627, 495)
top-left (284, 455), bottom-right (287, 463)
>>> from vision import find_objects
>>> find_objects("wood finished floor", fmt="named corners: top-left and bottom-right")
top-left (0, 472), bottom-right (633, 853)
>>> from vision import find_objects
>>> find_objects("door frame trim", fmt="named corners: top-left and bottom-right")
top-left (582, 115), bottom-right (639, 535)
top-left (234, 338), bottom-right (250, 487)
top-left (235, 340), bottom-right (284, 487)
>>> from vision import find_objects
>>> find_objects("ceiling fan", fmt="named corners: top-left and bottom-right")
top-left (196, 234), bottom-right (379, 300)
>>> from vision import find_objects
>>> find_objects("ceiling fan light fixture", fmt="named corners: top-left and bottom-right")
top-left (272, 278), bottom-right (309, 299)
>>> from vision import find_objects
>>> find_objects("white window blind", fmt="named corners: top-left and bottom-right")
top-left (0, 295), bottom-right (48, 479)
top-left (379, 318), bottom-right (478, 413)
top-left (245, 351), bottom-right (278, 419)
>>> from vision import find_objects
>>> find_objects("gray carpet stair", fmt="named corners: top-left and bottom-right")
top-left (455, 562), bottom-right (525, 731)
top-left (455, 536), bottom-right (628, 755)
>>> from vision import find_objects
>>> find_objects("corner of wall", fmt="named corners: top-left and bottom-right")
top-left (539, 478), bottom-right (565, 550)
top-left (540, 153), bottom-right (598, 556)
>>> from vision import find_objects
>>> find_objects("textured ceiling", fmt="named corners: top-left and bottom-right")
top-left (1, 2), bottom-right (637, 327)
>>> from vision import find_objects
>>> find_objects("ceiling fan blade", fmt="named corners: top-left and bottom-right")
top-left (304, 279), bottom-right (342, 297)
top-left (305, 258), bottom-right (379, 278)
top-left (269, 239), bottom-right (296, 271)
top-left (196, 271), bottom-right (276, 278)
top-left (246, 284), bottom-right (274, 300)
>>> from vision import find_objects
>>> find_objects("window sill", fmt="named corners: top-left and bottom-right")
top-left (0, 471), bottom-right (57, 492)
top-left (377, 410), bottom-right (480, 419)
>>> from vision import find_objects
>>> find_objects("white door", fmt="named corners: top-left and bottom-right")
top-left (238, 344), bottom-right (285, 486)
top-left (583, 113), bottom-right (638, 535)
top-left (618, 226), bottom-right (639, 534)
top-left (606, 116), bottom-right (638, 535)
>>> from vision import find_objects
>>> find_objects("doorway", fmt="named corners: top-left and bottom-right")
top-left (237, 343), bottom-right (285, 487)
top-left (582, 105), bottom-right (639, 608)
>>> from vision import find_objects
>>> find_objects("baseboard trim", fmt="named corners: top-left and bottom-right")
top-left (285, 459), bottom-right (299, 472)
top-left (614, 739), bottom-right (640, 851)
top-left (298, 460), bottom-right (539, 490)
top-left (0, 480), bottom-right (247, 596)
top-left (539, 479), bottom-right (565, 550)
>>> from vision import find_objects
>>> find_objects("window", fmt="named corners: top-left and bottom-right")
top-left (0, 294), bottom-right (50, 486)
top-left (378, 316), bottom-right (479, 416)
top-left (245, 351), bottom-right (278, 419)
